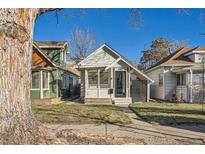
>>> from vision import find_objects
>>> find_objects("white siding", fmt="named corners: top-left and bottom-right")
top-left (146, 67), bottom-right (164, 100)
top-left (188, 54), bottom-right (203, 63)
top-left (80, 48), bottom-right (117, 67)
top-left (164, 67), bottom-right (177, 101)
top-left (80, 70), bottom-right (85, 99)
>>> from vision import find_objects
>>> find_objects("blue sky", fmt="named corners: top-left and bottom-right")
top-left (34, 8), bottom-right (205, 63)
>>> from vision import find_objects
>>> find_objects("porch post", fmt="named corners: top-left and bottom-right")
top-left (128, 68), bottom-right (131, 98)
top-left (97, 69), bottom-right (100, 98)
top-left (40, 70), bottom-right (43, 99)
top-left (85, 69), bottom-right (88, 98)
top-left (110, 67), bottom-right (114, 98)
top-left (147, 82), bottom-right (150, 102)
top-left (190, 69), bottom-right (193, 103)
top-left (126, 69), bottom-right (129, 98)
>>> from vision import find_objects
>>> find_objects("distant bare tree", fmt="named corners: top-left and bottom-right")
top-left (69, 27), bottom-right (96, 63)
top-left (176, 9), bottom-right (192, 16)
top-left (128, 9), bottom-right (144, 29)
top-left (140, 37), bottom-right (186, 70)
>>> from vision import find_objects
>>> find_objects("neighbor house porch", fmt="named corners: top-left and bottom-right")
top-left (172, 65), bottom-right (204, 103)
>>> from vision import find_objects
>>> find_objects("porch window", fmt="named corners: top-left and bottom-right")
top-left (31, 71), bottom-right (40, 89)
top-left (177, 73), bottom-right (186, 86)
top-left (100, 71), bottom-right (109, 88)
top-left (159, 73), bottom-right (163, 86)
top-left (88, 70), bottom-right (98, 88)
top-left (42, 71), bottom-right (49, 89)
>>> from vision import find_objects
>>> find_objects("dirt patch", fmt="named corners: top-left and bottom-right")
top-left (40, 124), bottom-right (187, 145)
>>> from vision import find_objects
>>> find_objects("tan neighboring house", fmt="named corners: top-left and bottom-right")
top-left (77, 43), bottom-right (153, 104)
top-left (145, 46), bottom-right (205, 103)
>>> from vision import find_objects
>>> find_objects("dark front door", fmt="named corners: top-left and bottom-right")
top-left (115, 71), bottom-right (126, 97)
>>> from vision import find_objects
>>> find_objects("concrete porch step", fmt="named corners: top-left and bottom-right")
top-left (85, 98), bottom-right (113, 104)
top-left (114, 98), bottom-right (132, 104)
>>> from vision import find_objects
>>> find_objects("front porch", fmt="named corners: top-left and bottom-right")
top-left (81, 66), bottom-right (149, 104)
top-left (77, 44), bottom-right (152, 104)
top-left (172, 65), bottom-right (204, 103)
top-left (83, 66), bottom-right (132, 104)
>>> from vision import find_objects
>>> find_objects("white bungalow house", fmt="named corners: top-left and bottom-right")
top-left (77, 44), bottom-right (153, 104)
top-left (145, 46), bottom-right (205, 103)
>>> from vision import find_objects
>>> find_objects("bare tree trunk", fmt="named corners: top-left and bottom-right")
top-left (0, 8), bottom-right (53, 144)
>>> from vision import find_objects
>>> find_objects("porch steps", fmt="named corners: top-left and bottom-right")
top-left (113, 98), bottom-right (132, 104)
top-left (85, 98), bottom-right (113, 104)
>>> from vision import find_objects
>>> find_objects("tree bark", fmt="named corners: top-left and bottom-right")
top-left (0, 8), bottom-right (54, 144)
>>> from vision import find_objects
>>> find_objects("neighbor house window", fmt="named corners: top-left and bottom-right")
top-left (42, 71), bottom-right (49, 89)
top-left (193, 71), bottom-right (204, 85)
top-left (177, 73), bottom-right (186, 86)
top-left (159, 73), bottom-right (163, 86)
top-left (88, 70), bottom-right (98, 88)
top-left (100, 71), bottom-right (109, 88)
top-left (31, 71), bottom-right (40, 89)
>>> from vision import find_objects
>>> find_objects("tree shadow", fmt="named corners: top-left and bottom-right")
top-left (130, 106), bottom-right (205, 135)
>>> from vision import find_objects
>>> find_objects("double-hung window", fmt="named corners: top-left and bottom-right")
top-left (100, 71), bottom-right (109, 88)
top-left (31, 71), bottom-right (40, 89)
top-left (177, 73), bottom-right (186, 86)
top-left (42, 71), bottom-right (49, 89)
top-left (88, 70), bottom-right (98, 88)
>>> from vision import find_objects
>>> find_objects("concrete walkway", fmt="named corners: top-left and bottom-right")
top-left (122, 105), bottom-right (205, 144)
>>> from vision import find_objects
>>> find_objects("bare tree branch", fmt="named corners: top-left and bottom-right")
top-left (128, 9), bottom-right (144, 29)
top-left (69, 26), bottom-right (96, 63)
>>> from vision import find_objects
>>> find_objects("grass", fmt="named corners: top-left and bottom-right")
top-left (129, 102), bottom-right (205, 126)
top-left (32, 102), bottom-right (132, 125)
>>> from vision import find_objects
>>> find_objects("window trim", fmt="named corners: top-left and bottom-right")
top-left (88, 70), bottom-right (98, 88)
top-left (30, 70), bottom-right (49, 90)
top-left (31, 71), bottom-right (40, 90)
top-left (42, 71), bottom-right (50, 90)
top-left (100, 70), bottom-right (109, 88)
top-left (177, 73), bottom-right (186, 86)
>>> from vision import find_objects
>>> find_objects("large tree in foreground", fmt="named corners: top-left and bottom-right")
top-left (0, 8), bottom-right (56, 144)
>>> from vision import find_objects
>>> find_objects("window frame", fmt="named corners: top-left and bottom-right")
top-left (31, 70), bottom-right (50, 90)
top-left (177, 73), bottom-right (186, 86)
top-left (42, 71), bottom-right (50, 90)
top-left (31, 71), bottom-right (40, 90)
top-left (100, 71), bottom-right (109, 88)
top-left (88, 70), bottom-right (98, 88)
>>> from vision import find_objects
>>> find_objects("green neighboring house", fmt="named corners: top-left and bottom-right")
top-left (31, 41), bottom-right (80, 104)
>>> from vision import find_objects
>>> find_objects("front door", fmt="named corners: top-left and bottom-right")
top-left (115, 71), bottom-right (126, 97)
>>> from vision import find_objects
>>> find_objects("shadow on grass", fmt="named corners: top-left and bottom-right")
top-left (129, 105), bottom-right (205, 135)
top-left (132, 106), bottom-right (205, 115)
top-left (32, 104), bottom-right (132, 125)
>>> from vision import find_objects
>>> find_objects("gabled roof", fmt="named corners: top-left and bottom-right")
top-left (34, 41), bottom-right (67, 48)
top-left (78, 43), bottom-right (153, 82)
top-left (34, 41), bottom-right (69, 53)
top-left (33, 42), bottom-right (57, 67)
top-left (33, 42), bottom-right (79, 77)
top-left (145, 47), bottom-right (195, 72)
